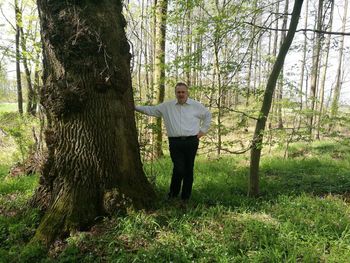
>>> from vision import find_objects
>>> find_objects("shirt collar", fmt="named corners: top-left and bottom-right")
top-left (175, 98), bottom-right (192, 105)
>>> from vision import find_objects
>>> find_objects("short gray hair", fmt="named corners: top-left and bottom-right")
top-left (175, 82), bottom-right (188, 90)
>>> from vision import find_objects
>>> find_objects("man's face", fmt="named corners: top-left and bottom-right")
top-left (175, 85), bottom-right (189, 104)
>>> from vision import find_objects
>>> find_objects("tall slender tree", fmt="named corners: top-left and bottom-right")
top-left (249, 0), bottom-right (304, 196)
top-left (17, 6), bottom-right (37, 115)
top-left (276, 0), bottom-right (289, 129)
top-left (15, 0), bottom-right (23, 114)
top-left (298, 0), bottom-right (309, 112)
top-left (316, 0), bottom-right (334, 139)
top-left (153, 0), bottom-right (168, 158)
top-left (308, 0), bottom-right (324, 138)
top-left (330, 0), bottom-right (348, 128)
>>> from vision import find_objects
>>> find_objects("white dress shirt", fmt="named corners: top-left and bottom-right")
top-left (135, 98), bottom-right (211, 137)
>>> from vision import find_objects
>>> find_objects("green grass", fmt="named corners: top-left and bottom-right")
top-left (1, 140), bottom-right (350, 262)
top-left (0, 103), bottom-right (19, 113)
top-left (0, 111), bottom-right (38, 165)
top-left (0, 164), bottom-right (41, 263)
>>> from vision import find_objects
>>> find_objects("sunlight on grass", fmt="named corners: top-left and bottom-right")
top-left (0, 103), bottom-right (19, 113)
top-left (235, 212), bottom-right (280, 226)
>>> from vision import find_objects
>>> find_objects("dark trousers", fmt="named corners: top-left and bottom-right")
top-left (168, 136), bottom-right (199, 200)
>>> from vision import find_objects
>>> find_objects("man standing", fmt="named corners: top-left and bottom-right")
top-left (135, 82), bottom-right (211, 201)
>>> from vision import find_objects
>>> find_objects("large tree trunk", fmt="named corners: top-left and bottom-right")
top-left (249, 0), bottom-right (303, 197)
top-left (32, 0), bottom-right (155, 246)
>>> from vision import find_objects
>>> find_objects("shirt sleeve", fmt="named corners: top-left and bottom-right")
top-left (135, 105), bottom-right (162, 117)
top-left (199, 106), bottom-right (212, 134)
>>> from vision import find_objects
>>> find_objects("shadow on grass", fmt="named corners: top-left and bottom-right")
top-left (260, 157), bottom-right (350, 196)
top-left (153, 151), bottom-right (350, 211)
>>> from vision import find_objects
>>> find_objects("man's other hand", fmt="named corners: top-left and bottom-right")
top-left (197, 131), bottom-right (205, 139)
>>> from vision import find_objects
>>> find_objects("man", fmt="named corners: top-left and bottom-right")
top-left (135, 82), bottom-right (211, 201)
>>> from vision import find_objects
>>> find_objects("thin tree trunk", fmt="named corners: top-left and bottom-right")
top-left (144, 0), bottom-right (151, 98)
top-left (212, 0), bottom-right (225, 156)
top-left (20, 24), bottom-right (36, 115)
top-left (32, 52), bottom-right (40, 115)
top-left (15, 0), bottom-right (23, 114)
top-left (214, 44), bottom-right (222, 156)
top-left (330, 0), bottom-right (348, 129)
top-left (271, 0), bottom-right (279, 127)
top-left (246, 34), bottom-right (254, 105)
top-left (277, 0), bottom-right (289, 129)
top-left (137, 0), bottom-right (145, 101)
top-left (249, 0), bottom-right (303, 197)
top-left (185, 6), bottom-right (192, 86)
top-left (17, 4), bottom-right (35, 114)
top-left (153, 0), bottom-right (168, 158)
top-left (298, 0), bottom-right (309, 121)
top-left (316, 0), bottom-right (334, 139)
top-left (245, 0), bottom-right (258, 105)
top-left (308, 0), bottom-right (324, 138)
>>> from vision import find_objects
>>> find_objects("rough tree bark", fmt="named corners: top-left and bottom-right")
top-left (249, 0), bottom-right (303, 196)
top-left (31, 0), bottom-right (155, 246)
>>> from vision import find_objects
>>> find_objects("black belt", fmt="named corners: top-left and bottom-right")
top-left (169, 135), bottom-right (197, 140)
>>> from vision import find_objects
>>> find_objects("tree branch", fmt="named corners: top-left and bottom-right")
top-left (221, 146), bottom-right (252, 154)
top-left (244, 21), bottom-right (350, 36)
top-left (0, 6), bottom-right (15, 30)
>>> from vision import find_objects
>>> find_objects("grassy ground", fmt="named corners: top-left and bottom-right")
top-left (0, 103), bottom-right (20, 113)
top-left (1, 139), bottom-right (350, 262)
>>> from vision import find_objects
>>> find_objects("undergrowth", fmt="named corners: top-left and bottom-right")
top-left (1, 140), bottom-right (350, 262)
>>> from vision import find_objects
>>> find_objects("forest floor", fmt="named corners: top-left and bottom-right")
top-left (0, 103), bottom-right (21, 113)
top-left (1, 133), bottom-right (350, 262)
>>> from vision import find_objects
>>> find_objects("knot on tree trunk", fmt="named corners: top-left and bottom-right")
top-left (41, 77), bottom-right (87, 118)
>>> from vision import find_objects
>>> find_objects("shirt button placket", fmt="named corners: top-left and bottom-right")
top-left (180, 105), bottom-right (182, 136)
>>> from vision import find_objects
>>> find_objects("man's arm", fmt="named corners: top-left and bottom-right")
top-left (135, 105), bottom-right (162, 117)
top-left (198, 107), bottom-right (211, 138)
